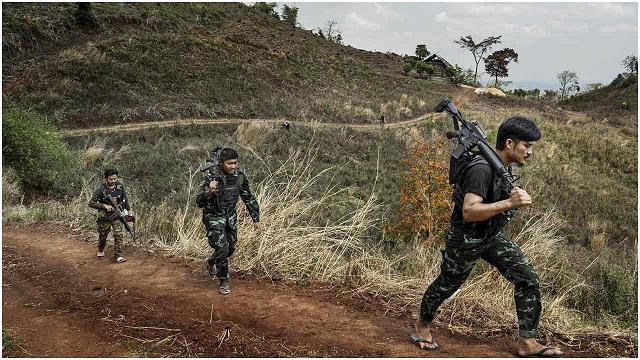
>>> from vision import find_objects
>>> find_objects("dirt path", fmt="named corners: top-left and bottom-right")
top-left (2, 222), bottom-right (536, 358)
top-left (61, 88), bottom-right (478, 137)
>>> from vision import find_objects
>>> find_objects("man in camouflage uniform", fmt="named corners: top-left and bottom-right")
top-left (411, 117), bottom-right (564, 357)
top-left (88, 168), bottom-right (131, 263)
top-left (196, 148), bottom-right (260, 295)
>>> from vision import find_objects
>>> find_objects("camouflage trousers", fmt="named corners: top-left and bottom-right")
top-left (419, 228), bottom-right (541, 338)
top-left (97, 218), bottom-right (124, 258)
top-left (203, 213), bottom-right (237, 282)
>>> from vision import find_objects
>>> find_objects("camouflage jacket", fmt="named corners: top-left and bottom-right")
top-left (196, 168), bottom-right (260, 222)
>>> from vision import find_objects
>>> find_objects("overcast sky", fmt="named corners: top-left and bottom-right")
top-left (279, 2), bottom-right (638, 90)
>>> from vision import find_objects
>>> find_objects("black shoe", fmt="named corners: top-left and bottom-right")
top-left (204, 261), bottom-right (217, 279)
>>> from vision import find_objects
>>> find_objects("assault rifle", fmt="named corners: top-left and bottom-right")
top-left (199, 147), bottom-right (224, 173)
top-left (199, 146), bottom-right (224, 197)
top-left (434, 98), bottom-right (518, 239)
top-left (105, 194), bottom-right (136, 240)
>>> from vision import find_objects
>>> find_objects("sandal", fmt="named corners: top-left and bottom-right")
top-left (409, 333), bottom-right (440, 351)
top-left (518, 346), bottom-right (564, 358)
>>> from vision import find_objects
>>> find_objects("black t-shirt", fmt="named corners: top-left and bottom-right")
top-left (450, 162), bottom-right (494, 230)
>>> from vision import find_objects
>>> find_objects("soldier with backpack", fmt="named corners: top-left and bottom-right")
top-left (410, 108), bottom-right (564, 357)
top-left (196, 147), bottom-right (261, 295)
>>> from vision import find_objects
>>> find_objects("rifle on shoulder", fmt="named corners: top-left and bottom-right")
top-left (434, 98), bottom-right (518, 239)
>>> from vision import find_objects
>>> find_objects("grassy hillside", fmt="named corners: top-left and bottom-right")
top-left (2, 1), bottom-right (637, 347)
top-left (3, 2), bottom-right (455, 128)
top-left (560, 74), bottom-right (638, 128)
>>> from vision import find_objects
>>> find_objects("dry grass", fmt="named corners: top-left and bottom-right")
top-left (125, 143), bottom-right (635, 345)
top-left (82, 138), bottom-right (132, 167)
top-left (2, 167), bottom-right (23, 207)
top-left (3, 131), bottom-right (636, 351)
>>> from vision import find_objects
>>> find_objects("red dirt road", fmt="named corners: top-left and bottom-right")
top-left (1, 223), bottom-right (593, 357)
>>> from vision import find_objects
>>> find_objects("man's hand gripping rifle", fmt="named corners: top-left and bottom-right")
top-left (434, 98), bottom-right (519, 239)
top-left (105, 195), bottom-right (136, 240)
top-left (199, 146), bottom-right (224, 194)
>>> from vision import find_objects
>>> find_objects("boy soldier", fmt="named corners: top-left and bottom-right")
top-left (89, 168), bottom-right (131, 263)
top-left (411, 117), bottom-right (564, 357)
top-left (196, 148), bottom-right (260, 295)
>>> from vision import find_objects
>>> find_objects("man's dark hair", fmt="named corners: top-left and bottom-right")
top-left (104, 168), bottom-right (119, 178)
top-left (220, 148), bottom-right (238, 162)
top-left (496, 116), bottom-right (541, 150)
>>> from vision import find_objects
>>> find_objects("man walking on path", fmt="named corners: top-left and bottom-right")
top-left (411, 116), bottom-right (564, 358)
top-left (89, 168), bottom-right (131, 263)
top-left (197, 148), bottom-right (261, 295)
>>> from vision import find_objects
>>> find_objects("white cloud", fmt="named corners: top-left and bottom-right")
top-left (601, 23), bottom-right (638, 33)
top-left (588, 3), bottom-right (634, 18)
top-left (447, 3), bottom-right (519, 18)
top-left (435, 12), bottom-right (449, 23)
top-left (393, 32), bottom-right (413, 39)
top-left (547, 20), bottom-right (588, 33)
top-left (345, 12), bottom-right (379, 30)
top-left (520, 24), bottom-right (552, 39)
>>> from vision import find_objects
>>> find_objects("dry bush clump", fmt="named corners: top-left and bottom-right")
top-left (2, 167), bottom-right (23, 206)
top-left (234, 122), bottom-right (275, 147)
top-left (82, 139), bottom-right (131, 166)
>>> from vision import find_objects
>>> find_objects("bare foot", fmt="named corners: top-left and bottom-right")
top-left (518, 337), bottom-right (564, 357)
top-left (413, 320), bottom-right (439, 350)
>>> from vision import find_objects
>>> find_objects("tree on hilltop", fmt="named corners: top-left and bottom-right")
top-left (622, 55), bottom-right (638, 74)
top-left (253, 2), bottom-right (279, 17)
top-left (454, 35), bottom-right (502, 85)
top-left (281, 4), bottom-right (298, 26)
top-left (415, 44), bottom-right (429, 60)
top-left (557, 70), bottom-right (580, 100)
top-left (317, 20), bottom-right (343, 45)
top-left (484, 48), bottom-right (518, 87)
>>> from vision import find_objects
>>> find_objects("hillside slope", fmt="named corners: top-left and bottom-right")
top-left (2, 2), bottom-right (455, 128)
top-left (559, 74), bottom-right (637, 128)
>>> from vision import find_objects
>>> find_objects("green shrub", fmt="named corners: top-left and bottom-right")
top-left (2, 104), bottom-right (82, 196)
top-left (2, 330), bottom-right (20, 352)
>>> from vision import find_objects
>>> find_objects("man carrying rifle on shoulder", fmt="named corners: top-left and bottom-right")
top-left (197, 147), bottom-right (261, 295)
top-left (89, 168), bottom-right (133, 263)
top-left (410, 99), bottom-right (564, 358)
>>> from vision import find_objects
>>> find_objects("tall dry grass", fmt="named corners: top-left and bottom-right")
top-left (2, 167), bottom-right (23, 207)
top-left (2, 138), bottom-right (635, 350)
top-left (136, 144), bottom-right (633, 343)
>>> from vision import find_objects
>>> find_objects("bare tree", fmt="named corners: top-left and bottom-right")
top-left (557, 70), bottom-right (580, 100)
top-left (319, 20), bottom-right (343, 44)
top-left (454, 35), bottom-right (502, 85)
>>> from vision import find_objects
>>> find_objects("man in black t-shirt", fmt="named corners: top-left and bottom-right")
top-left (410, 116), bottom-right (564, 357)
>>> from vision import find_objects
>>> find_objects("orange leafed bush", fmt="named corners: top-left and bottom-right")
top-left (387, 138), bottom-right (453, 244)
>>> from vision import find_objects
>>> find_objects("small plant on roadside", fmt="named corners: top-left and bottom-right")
top-left (2, 330), bottom-right (21, 352)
